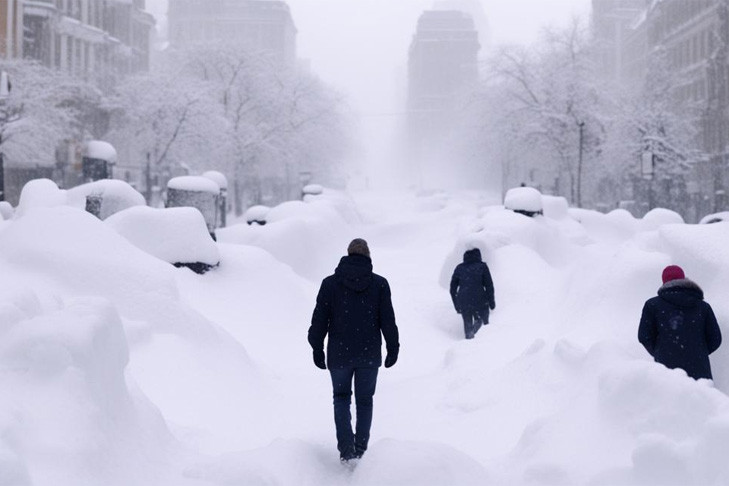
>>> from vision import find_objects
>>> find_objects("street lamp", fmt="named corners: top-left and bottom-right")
top-left (577, 121), bottom-right (585, 207)
top-left (0, 71), bottom-right (11, 202)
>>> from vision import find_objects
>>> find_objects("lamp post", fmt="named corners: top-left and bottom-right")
top-left (577, 121), bottom-right (585, 208)
top-left (0, 71), bottom-right (11, 202)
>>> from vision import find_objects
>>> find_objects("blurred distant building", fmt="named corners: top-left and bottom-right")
top-left (407, 10), bottom-right (480, 187)
top-left (594, 0), bottom-right (729, 219)
top-left (168, 0), bottom-right (297, 68)
top-left (0, 0), bottom-right (23, 59)
top-left (1, 0), bottom-right (154, 85)
top-left (591, 0), bottom-right (649, 84)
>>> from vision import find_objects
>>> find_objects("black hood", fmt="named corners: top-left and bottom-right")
top-left (658, 279), bottom-right (704, 309)
top-left (463, 248), bottom-right (482, 264)
top-left (335, 254), bottom-right (373, 292)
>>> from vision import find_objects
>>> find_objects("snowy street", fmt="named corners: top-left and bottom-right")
top-left (2, 187), bottom-right (729, 485)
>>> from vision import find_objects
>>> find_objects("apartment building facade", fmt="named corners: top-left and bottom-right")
top-left (168, 0), bottom-right (297, 68)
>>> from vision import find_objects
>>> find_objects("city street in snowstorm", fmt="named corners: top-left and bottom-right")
top-left (2, 0), bottom-right (729, 485)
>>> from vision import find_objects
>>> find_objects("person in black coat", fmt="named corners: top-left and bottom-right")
top-left (638, 265), bottom-right (722, 380)
top-left (308, 238), bottom-right (400, 462)
top-left (450, 248), bottom-right (495, 339)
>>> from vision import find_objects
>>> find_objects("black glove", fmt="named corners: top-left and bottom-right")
top-left (490, 302), bottom-right (496, 311)
top-left (384, 349), bottom-right (398, 368)
top-left (313, 349), bottom-right (326, 369)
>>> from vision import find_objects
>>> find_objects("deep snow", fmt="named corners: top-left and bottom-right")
top-left (1, 187), bottom-right (729, 485)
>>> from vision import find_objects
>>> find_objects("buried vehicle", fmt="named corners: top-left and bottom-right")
top-left (504, 186), bottom-right (544, 217)
top-left (106, 206), bottom-right (220, 274)
top-left (699, 212), bottom-right (729, 224)
top-left (244, 205), bottom-right (271, 226)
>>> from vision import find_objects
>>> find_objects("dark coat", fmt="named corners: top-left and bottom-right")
top-left (638, 279), bottom-right (722, 380)
top-left (450, 249), bottom-right (495, 314)
top-left (308, 254), bottom-right (400, 369)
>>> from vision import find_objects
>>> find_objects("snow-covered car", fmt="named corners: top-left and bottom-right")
top-left (302, 184), bottom-right (324, 197)
top-left (244, 205), bottom-right (271, 226)
top-left (504, 186), bottom-right (544, 217)
top-left (106, 206), bottom-right (220, 274)
top-left (699, 212), bottom-right (729, 224)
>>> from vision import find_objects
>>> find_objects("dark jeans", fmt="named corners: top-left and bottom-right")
top-left (329, 366), bottom-right (379, 459)
top-left (462, 309), bottom-right (488, 339)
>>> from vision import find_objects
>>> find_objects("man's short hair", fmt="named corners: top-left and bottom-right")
top-left (347, 238), bottom-right (370, 257)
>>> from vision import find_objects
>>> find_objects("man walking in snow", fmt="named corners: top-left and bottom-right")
top-left (308, 238), bottom-right (400, 462)
top-left (638, 265), bottom-right (722, 380)
top-left (450, 248), bottom-right (495, 339)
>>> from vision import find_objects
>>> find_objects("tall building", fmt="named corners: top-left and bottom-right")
top-left (407, 10), bottom-right (480, 187)
top-left (2, 0), bottom-right (155, 84)
top-left (168, 0), bottom-right (297, 68)
top-left (0, 0), bottom-right (23, 59)
top-left (591, 0), bottom-right (649, 83)
top-left (599, 0), bottom-right (729, 218)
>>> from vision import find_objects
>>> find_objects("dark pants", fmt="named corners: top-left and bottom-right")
top-left (329, 366), bottom-right (379, 459)
top-left (462, 310), bottom-right (488, 339)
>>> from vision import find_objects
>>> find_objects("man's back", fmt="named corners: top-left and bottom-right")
top-left (309, 253), bottom-right (398, 369)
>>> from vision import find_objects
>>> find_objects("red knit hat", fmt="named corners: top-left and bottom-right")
top-left (662, 265), bottom-right (685, 284)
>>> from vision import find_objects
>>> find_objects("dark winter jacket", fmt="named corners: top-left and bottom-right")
top-left (638, 279), bottom-right (722, 380)
top-left (308, 254), bottom-right (400, 369)
top-left (450, 249), bottom-right (495, 314)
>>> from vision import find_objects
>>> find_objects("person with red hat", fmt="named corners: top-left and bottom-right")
top-left (638, 265), bottom-right (722, 380)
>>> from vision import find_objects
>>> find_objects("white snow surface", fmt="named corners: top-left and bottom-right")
top-left (15, 179), bottom-right (67, 217)
top-left (66, 179), bottom-right (146, 220)
top-left (0, 201), bottom-right (12, 220)
top-left (84, 140), bottom-right (118, 163)
top-left (202, 171), bottom-right (229, 190)
top-left (106, 206), bottom-right (220, 266)
top-left (504, 186), bottom-right (543, 212)
top-left (2, 189), bottom-right (729, 485)
top-left (167, 176), bottom-right (220, 194)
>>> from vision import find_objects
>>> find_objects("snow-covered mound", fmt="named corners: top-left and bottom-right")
top-left (66, 179), bottom-right (146, 220)
top-left (243, 205), bottom-right (270, 225)
top-left (84, 140), bottom-right (117, 163)
top-left (167, 175), bottom-right (220, 194)
top-left (302, 183), bottom-right (324, 196)
top-left (504, 186), bottom-right (543, 214)
top-left (641, 207), bottom-right (684, 230)
top-left (202, 171), bottom-right (228, 190)
top-left (106, 206), bottom-right (220, 267)
top-left (0, 206), bottom-right (267, 483)
top-left (0, 201), bottom-right (13, 220)
top-left (542, 195), bottom-right (569, 220)
top-left (15, 179), bottom-right (66, 217)
top-left (220, 188), bottom-right (358, 280)
top-left (0, 293), bottom-right (174, 485)
top-left (700, 211), bottom-right (729, 224)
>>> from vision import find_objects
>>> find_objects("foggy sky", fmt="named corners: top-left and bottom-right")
top-left (146, 0), bottom-right (591, 185)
